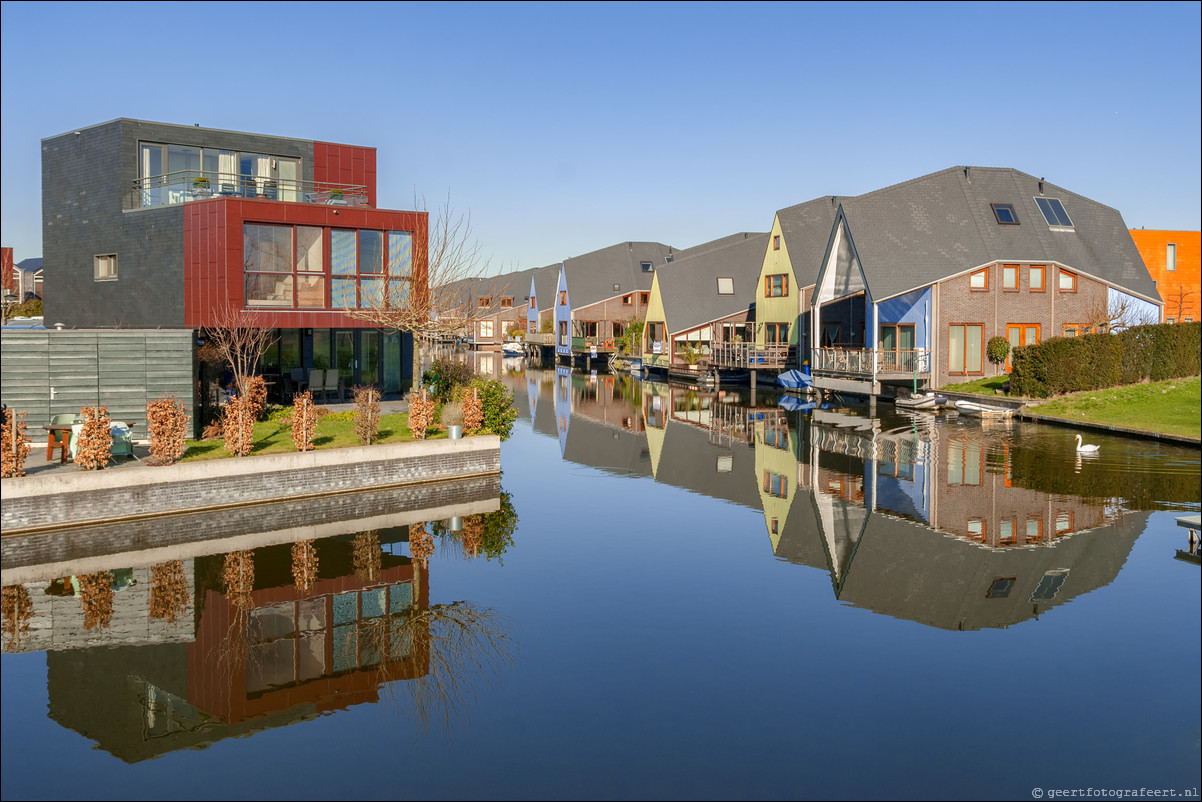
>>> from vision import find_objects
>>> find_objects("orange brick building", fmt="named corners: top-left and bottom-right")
top-left (1129, 230), bottom-right (1200, 323)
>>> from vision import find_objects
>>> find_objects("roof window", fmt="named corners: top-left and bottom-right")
top-left (1035, 197), bottom-right (1074, 228)
top-left (991, 203), bottom-right (1019, 225)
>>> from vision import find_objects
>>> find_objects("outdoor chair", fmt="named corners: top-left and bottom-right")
top-left (322, 370), bottom-right (342, 404)
top-left (290, 367), bottom-right (308, 394)
top-left (308, 369), bottom-right (324, 400)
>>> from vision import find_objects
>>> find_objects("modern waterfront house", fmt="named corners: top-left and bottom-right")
top-left (639, 232), bottom-right (767, 382)
top-left (807, 167), bottom-right (1161, 395)
top-left (41, 118), bottom-right (427, 399)
top-left (551, 241), bottom-right (674, 366)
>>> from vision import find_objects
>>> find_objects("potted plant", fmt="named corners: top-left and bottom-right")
top-left (441, 400), bottom-right (465, 439)
top-left (192, 176), bottom-right (211, 197)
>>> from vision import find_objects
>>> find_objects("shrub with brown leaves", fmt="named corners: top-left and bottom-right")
top-left (244, 375), bottom-right (268, 421)
top-left (291, 540), bottom-right (318, 591)
top-left (410, 522), bottom-right (434, 565)
top-left (222, 550), bottom-right (256, 611)
top-left (461, 386), bottom-right (484, 434)
top-left (77, 572), bottom-right (114, 630)
top-left (1, 410), bottom-right (32, 478)
top-left (74, 406), bottom-right (113, 471)
top-left (353, 530), bottom-right (382, 581)
top-left (222, 396), bottom-right (254, 457)
top-left (291, 391), bottom-right (317, 451)
top-left (2, 584), bottom-right (34, 648)
top-left (146, 394), bottom-right (190, 465)
top-left (353, 385), bottom-right (382, 445)
top-left (149, 560), bottom-right (191, 624)
top-left (407, 389), bottom-right (434, 440)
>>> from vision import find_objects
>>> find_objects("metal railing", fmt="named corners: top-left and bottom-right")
top-left (526, 332), bottom-right (556, 346)
top-left (709, 342), bottom-right (790, 369)
top-left (813, 348), bottom-right (930, 375)
top-left (128, 170), bottom-right (370, 210)
top-left (570, 335), bottom-right (618, 351)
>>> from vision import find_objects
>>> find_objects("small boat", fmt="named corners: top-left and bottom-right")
top-left (628, 359), bottom-right (643, 375)
top-left (776, 369), bottom-right (813, 390)
top-left (894, 392), bottom-right (948, 411)
top-left (501, 341), bottom-right (524, 355)
top-left (954, 399), bottom-right (1014, 417)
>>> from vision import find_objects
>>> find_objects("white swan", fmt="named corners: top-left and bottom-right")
top-left (1075, 434), bottom-right (1101, 453)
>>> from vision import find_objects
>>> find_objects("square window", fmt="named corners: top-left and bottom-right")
top-left (641, 261), bottom-right (653, 272)
top-left (717, 277), bottom-right (734, 295)
top-left (94, 254), bottom-right (117, 280)
top-left (991, 203), bottom-right (1019, 225)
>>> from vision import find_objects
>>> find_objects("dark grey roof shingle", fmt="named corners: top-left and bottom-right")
top-left (654, 233), bottom-right (768, 334)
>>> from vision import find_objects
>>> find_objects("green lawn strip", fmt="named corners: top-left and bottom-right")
top-left (940, 375), bottom-right (1010, 395)
top-left (1023, 376), bottom-right (1200, 439)
top-left (180, 412), bottom-right (441, 462)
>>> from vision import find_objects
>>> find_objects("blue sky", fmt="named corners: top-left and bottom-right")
top-left (2, 1), bottom-right (1199, 273)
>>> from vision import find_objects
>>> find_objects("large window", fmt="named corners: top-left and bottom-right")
top-left (763, 471), bottom-right (788, 499)
top-left (1002, 264), bottom-right (1019, 291)
top-left (765, 322), bottom-right (789, 343)
top-left (140, 142), bottom-right (301, 205)
top-left (948, 323), bottom-right (984, 374)
top-left (244, 225), bottom-right (411, 310)
top-left (765, 274), bottom-right (788, 297)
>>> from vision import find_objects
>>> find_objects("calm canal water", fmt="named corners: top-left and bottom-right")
top-left (3, 354), bottom-right (1200, 801)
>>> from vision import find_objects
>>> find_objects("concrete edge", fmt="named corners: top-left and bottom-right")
top-left (0, 435), bottom-right (502, 499)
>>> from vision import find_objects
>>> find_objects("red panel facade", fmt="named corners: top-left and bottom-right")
top-left (313, 141), bottom-right (378, 208)
top-left (183, 197), bottom-right (427, 328)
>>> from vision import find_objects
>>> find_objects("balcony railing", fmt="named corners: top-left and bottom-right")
top-left (526, 332), bottom-right (556, 346)
top-left (813, 348), bottom-right (930, 375)
top-left (710, 342), bottom-right (791, 369)
top-left (570, 335), bottom-right (618, 352)
top-left (127, 170), bottom-right (370, 210)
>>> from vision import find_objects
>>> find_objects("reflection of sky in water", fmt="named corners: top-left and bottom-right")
top-left (1, 357), bottom-right (1198, 800)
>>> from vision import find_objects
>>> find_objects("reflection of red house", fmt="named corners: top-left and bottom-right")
top-left (188, 562), bottom-right (429, 725)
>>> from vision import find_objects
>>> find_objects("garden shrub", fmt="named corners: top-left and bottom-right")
top-left (422, 358), bottom-right (475, 404)
top-left (469, 377), bottom-right (517, 441)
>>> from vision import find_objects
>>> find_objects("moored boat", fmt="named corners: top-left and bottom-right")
top-left (953, 399), bottom-right (1014, 417)
top-left (895, 392), bottom-right (948, 410)
top-left (501, 341), bottom-right (524, 354)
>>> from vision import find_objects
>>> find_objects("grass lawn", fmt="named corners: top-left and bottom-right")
top-left (180, 412), bottom-right (436, 462)
top-left (940, 375), bottom-right (1010, 395)
top-left (1024, 376), bottom-right (1201, 439)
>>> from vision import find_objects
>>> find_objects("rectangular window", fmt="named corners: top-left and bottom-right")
top-left (559, 290), bottom-right (567, 305)
top-left (948, 438), bottom-right (983, 486)
top-left (477, 297), bottom-right (491, 308)
top-left (500, 297), bottom-right (513, 308)
top-left (717, 277), bottom-right (734, 295)
top-left (94, 254), bottom-right (117, 281)
top-left (479, 320), bottom-right (494, 338)
top-left (969, 268), bottom-right (989, 290)
top-left (1166, 243), bottom-right (1176, 271)
top-left (358, 230), bottom-right (383, 275)
top-left (991, 203), bottom-right (1019, 225)
top-left (765, 323), bottom-right (789, 344)
top-left (641, 261), bottom-right (653, 272)
top-left (331, 230), bottom-right (357, 276)
top-left (948, 324), bottom-right (984, 374)
top-left (245, 224), bottom-right (293, 273)
top-left (763, 471), bottom-right (788, 499)
top-left (297, 227), bottom-right (323, 273)
top-left (1035, 197), bottom-right (1074, 227)
top-left (387, 231), bottom-right (412, 277)
top-left (1029, 264), bottom-right (1045, 291)
top-left (1058, 269), bottom-right (1077, 292)
top-left (1002, 264), bottom-right (1019, 291)
top-left (529, 296), bottom-right (536, 309)
top-left (773, 235), bottom-right (781, 250)
top-left (640, 292), bottom-right (649, 305)
top-left (622, 294), bottom-right (633, 306)
top-left (765, 274), bottom-right (788, 297)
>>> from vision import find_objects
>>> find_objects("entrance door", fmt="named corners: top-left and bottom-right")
top-left (334, 331), bottom-right (355, 390)
top-left (1006, 324), bottom-right (1040, 371)
top-left (332, 330), bottom-right (383, 390)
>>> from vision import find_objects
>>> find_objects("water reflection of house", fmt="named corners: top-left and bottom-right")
top-left (558, 373), bottom-right (651, 479)
top-left (41, 533), bottom-right (428, 763)
top-left (763, 411), bottom-right (1141, 629)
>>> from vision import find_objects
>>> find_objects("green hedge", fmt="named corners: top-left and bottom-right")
top-left (1010, 322), bottom-right (1200, 397)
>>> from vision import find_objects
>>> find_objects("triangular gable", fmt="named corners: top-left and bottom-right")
top-left (813, 208), bottom-right (872, 307)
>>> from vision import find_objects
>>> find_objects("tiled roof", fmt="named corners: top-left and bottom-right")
top-left (561, 241), bottom-right (675, 309)
top-left (837, 166), bottom-right (1158, 301)
top-left (654, 233), bottom-right (768, 333)
top-left (776, 197), bottom-right (846, 288)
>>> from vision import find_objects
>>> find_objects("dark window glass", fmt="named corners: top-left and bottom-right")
top-left (1035, 197), bottom-right (1074, 227)
top-left (991, 203), bottom-right (1018, 224)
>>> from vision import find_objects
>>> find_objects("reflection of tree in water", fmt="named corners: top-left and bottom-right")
top-left (77, 572), bottom-right (115, 630)
top-left (222, 550), bottom-right (255, 611)
top-left (291, 539), bottom-right (318, 592)
top-left (2, 584), bottom-right (34, 648)
top-left (149, 560), bottom-right (191, 625)
top-left (410, 523), bottom-right (434, 565)
top-left (366, 597), bottom-right (515, 734)
top-left (353, 530), bottom-right (382, 581)
top-left (431, 491), bottom-right (518, 564)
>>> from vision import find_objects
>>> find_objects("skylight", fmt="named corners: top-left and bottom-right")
top-left (1035, 197), bottom-right (1073, 228)
top-left (717, 277), bottom-right (734, 295)
top-left (991, 203), bottom-right (1019, 225)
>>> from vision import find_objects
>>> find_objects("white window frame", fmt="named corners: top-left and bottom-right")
top-left (94, 254), bottom-right (118, 281)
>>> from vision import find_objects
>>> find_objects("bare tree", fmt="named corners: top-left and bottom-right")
top-left (1085, 294), bottom-right (1160, 333)
top-left (1166, 285), bottom-right (1196, 322)
top-left (348, 193), bottom-right (512, 388)
top-left (202, 303), bottom-right (279, 395)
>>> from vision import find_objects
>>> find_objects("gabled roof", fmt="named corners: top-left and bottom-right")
top-left (654, 233), bottom-right (768, 334)
top-left (561, 241), bottom-right (674, 309)
top-left (16, 258), bottom-right (43, 273)
top-left (836, 166), bottom-right (1158, 302)
top-left (776, 197), bottom-right (847, 288)
top-left (529, 264), bottom-right (561, 313)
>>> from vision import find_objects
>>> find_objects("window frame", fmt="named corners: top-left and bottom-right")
top-left (968, 268), bottom-right (989, 291)
top-left (1058, 269), bottom-right (1077, 293)
top-left (765, 273), bottom-right (789, 298)
top-left (773, 235), bottom-right (781, 251)
top-left (1166, 243), bottom-right (1177, 271)
top-left (93, 253), bottom-right (118, 281)
top-left (991, 203), bottom-right (1019, 225)
top-left (948, 323), bottom-right (985, 375)
top-left (1029, 264), bottom-right (1046, 292)
top-left (499, 297), bottom-right (513, 308)
top-left (477, 297), bottom-right (491, 308)
top-left (640, 292), bottom-right (649, 305)
top-left (559, 290), bottom-right (568, 305)
top-left (622, 294), bottom-right (633, 306)
top-left (1002, 264), bottom-right (1019, 292)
